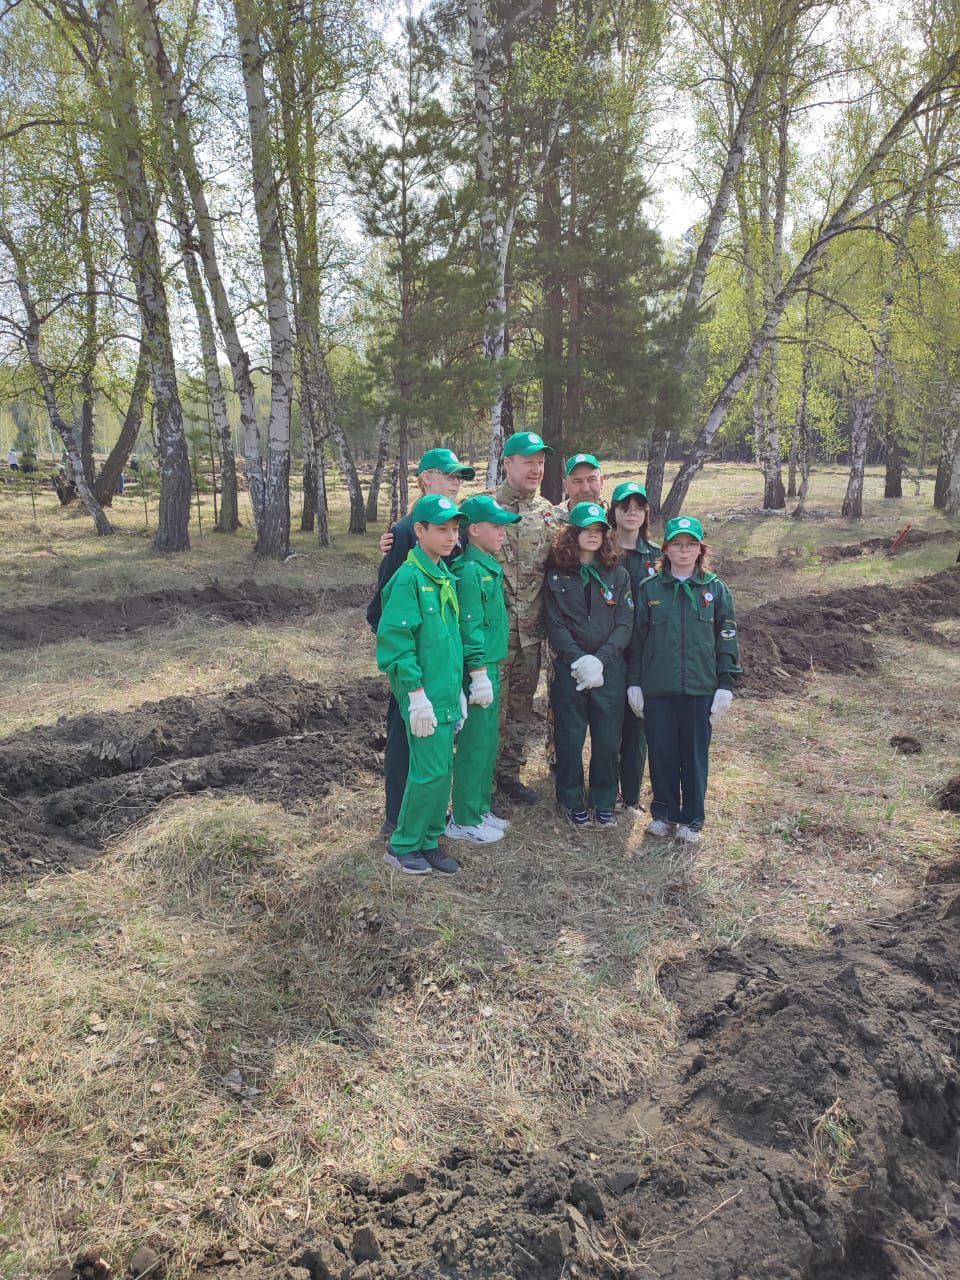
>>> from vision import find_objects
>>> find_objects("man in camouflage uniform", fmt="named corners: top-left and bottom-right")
top-left (493, 431), bottom-right (562, 804)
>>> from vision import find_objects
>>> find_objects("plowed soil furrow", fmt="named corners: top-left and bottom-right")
top-left (0, 676), bottom-right (387, 878)
top-left (193, 881), bottom-right (960, 1280)
top-left (739, 565), bottom-right (960, 693)
top-left (0, 579), bottom-right (372, 652)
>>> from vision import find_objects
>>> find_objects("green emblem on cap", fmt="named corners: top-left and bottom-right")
top-left (568, 501), bottom-right (610, 529)
top-left (459, 494), bottom-right (521, 526)
top-left (412, 493), bottom-right (467, 524)
top-left (503, 431), bottom-right (554, 457)
top-left (564, 452), bottom-right (601, 476)
top-left (663, 515), bottom-right (705, 543)
top-left (416, 447), bottom-right (475, 479)
top-left (611, 480), bottom-right (647, 505)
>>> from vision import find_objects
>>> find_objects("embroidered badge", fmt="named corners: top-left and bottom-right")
top-left (588, 505), bottom-right (601, 516)
top-left (647, 565), bottom-right (656, 576)
top-left (720, 627), bottom-right (737, 639)
top-left (703, 591), bottom-right (714, 604)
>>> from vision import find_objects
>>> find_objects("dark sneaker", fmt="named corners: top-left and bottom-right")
top-left (498, 780), bottom-right (541, 805)
top-left (565, 807), bottom-right (593, 829)
top-left (594, 809), bottom-right (618, 828)
top-left (383, 850), bottom-right (431, 875)
top-left (422, 848), bottom-right (461, 875)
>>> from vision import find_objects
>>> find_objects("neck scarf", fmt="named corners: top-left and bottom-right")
top-left (580, 559), bottom-right (615, 605)
top-left (409, 549), bottom-right (460, 619)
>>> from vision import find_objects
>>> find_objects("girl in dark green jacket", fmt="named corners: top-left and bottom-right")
top-left (608, 481), bottom-right (660, 811)
top-left (544, 502), bottom-right (634, 829)
top-left (628, 516), bottom-right (741, 845)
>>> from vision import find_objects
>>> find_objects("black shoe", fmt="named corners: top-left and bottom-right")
top-left (565, 807), bottom-right (592, 829)
top-left (380, 819), bottom-right (397, 837)
top-left (383, 850), bottom-right (431, 875)
top-left (421, 848), bottom-right (461, 875)
top-left (489, 799), bottom-right (508, 821)
top-left (498, 780), bottom-right (541, 805)
top-left (594, 809), bottom-right (618, 828)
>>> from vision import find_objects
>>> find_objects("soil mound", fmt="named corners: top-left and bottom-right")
top-left (739, 566), bottom-right (960, 694)
top-left (935, 775), bottom-right (960, 811)
top-left (0, 580), bottom-right (371, 652)
top-left (188, 884), bottom-right (960, 1280)
top-left (720, 527), bottom-right (959, 581)
top-left (0, 674), bottom-right (387, 878)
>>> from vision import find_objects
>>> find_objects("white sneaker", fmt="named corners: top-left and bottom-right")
top-left (645, 819), bottom-right (678, 838)
top-left (481, 811), bottom-right (510, 832)
top-left (675, 824), bottom-right (702, 845)
top-left (445, 819), bottom-right (503, 844)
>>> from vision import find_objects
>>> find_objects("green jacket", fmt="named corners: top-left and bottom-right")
top-left (543, 563), bottom-right (634, 667)
top-left (376, 547), bottom-right (465, 722)
top-left (630, 568), bottom-right (742, 696)
top-left (621, 538), bottom-right (661, 596)
top-left (452, 544), bottom-right (509, 672)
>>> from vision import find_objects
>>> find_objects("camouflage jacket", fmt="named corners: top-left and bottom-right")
top-left (494, 481), bottom-right (562, 644)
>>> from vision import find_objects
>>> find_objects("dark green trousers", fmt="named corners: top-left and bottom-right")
top-left (551, 657), bottom-right (626, 812)
top-left (644, 694), bottom-right (712, 830)
top-left (619, 706), bottom-right (648, 806)
top-left (384, 693), bottom-right (410, 826)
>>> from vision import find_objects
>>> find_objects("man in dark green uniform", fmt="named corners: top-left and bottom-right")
top-left (376, 494), bottom-right (469, 875)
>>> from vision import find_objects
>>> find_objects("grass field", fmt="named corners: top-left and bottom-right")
top-left (0, 462), bottom-right (958, 1279)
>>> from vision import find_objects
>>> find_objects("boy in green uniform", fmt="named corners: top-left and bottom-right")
top-left (608, 480), bottom-right (661, 810)
top-left (376, 494), bottom-right (469, 875)
top-left (628, 516), bottom-right (742, 845)
top-left (447, 495), bottom-right (521, 844)
top-left (544, 502), bottom-right (635, 828)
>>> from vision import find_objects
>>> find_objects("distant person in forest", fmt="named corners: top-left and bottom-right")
top-left (376, 494), bottom-right (468, 876)
top-left (544, 502), bottom-right (634, 828)
top-left (446, 495), bottom-right (520, 845)
top-left (367, 448), bottom-right (475, 837)
top-left (7, 447), bottom-right (18, 471)
top-left (608, 480), bottom-right (660, 811)
top-left (629, 516), bottom-right (741, 845)
top-left (20, 447), bottom-right (37, 473)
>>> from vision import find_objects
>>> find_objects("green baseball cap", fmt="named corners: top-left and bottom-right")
top-left (503, 431), bottom-right (553, 457)
top-left (568, 501), bottom-right (610, 529)
top-left (611, 480), bottom-right (648, 505)
top-left (417, 447), bottom-right (475, 479)
top-left (564, 452), bottom-right (600, 476)
top-left (663, 515), bottom-right (704, 543)
top-left (411, 494), bottom-right (466, 524)
top-left (459, 494), bottom-right (521, 525)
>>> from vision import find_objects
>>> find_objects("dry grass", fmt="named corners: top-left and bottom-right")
top-left (0, 462), bottom-right (958, 1277)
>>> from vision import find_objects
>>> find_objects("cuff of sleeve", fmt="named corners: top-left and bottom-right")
top-left (716, 678), bottom-right (735, 691)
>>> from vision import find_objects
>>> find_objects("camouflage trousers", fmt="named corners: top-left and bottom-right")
top-left (495, 635), bottom-right (542, 785)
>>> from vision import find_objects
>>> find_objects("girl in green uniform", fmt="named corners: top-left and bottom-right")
top-left (629, 516), bottom-right (741, 845)
top-left (544, 502), bottom-right (635, 829)
top-left (608, 481), bottom-right (660, 811)
top-left (376, 494), bottom-right (469, 875)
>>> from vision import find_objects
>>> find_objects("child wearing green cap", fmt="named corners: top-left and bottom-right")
top-left (367, 448), bottom-right (474, 837)
top-left (608, 481), bottom-right (661, 811)
top-left (543, 502), bottom-right (635, 828)
top-left (376, 494), bottom-right (469, 875)
top-left (446, 495), bottom-right (521, 844)
top-left (628, 516), bottom-right (741, 845)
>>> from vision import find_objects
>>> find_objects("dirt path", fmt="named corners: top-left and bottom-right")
top-left (188, 876), bottom-right (960, 1280)
top-left (0, 580), bottom-right (372, 652)
top-left (0, 674), bottom-right (387, 877)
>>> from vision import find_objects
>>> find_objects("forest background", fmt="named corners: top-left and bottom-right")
top-left (2, 0), bottom-right (960, 555)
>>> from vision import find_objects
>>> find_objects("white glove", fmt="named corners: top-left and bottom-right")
top-left (455, 690), bottom-right (468, 734)
top-left (408, 688), bottom-right (437, 737)
top-left (571, 654), bottom-right (603, 691)
top-left (710, 688), bottom-right (733, 727)
top-left (627, 686), bottom-right (644, 718)
top-left (468, 668), bottom-right (494, 708)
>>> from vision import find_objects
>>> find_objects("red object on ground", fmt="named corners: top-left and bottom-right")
top-left (889, 523), bottom-right (912, 551)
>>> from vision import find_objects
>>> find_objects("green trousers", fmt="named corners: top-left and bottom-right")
top-left (452, 665), bottom-right (501, 827)
top-left (619, 704), bottom-right (648, 807)
top-left (390, 719), bottom-right (456, 856)
top-left (551, 656), bottom-right (626, 812)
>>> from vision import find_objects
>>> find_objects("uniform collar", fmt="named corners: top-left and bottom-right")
top-left (498, 480), bottom-right (540, 505)
top-left (660, 566), bottom-right (715, 586)
top-left (463, 543), bottom-right (502, 574)
top-left (411, 545), bottom-right (453, 581)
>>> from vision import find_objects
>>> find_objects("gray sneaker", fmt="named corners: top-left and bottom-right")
top-left (383, 850), bottom-right (431, 875)
top-left (675, 824), bottom-right (702, 845)
top-left (421, 848), bottom-right (461, 875)
top-left (645, 819), bottom-right (678, 838)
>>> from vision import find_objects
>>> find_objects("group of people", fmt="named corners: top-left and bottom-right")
top-left (367, 432), bottom-right (741, 876)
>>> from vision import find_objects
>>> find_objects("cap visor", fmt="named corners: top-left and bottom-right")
top-left (448, 465), bottom-right (476, 479)
top-left (579, 516), bottom-right (609, 528)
